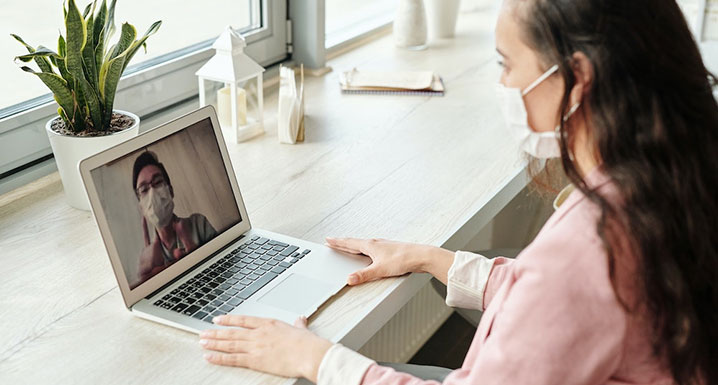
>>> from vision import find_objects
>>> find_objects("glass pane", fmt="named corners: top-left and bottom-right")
top-left (325, 0), bottom-right (398, 45)
top-left (703, 0), bottom-right (718, 41)
top-left (1, 0), bottom-right (259, 113)
top-left (677, 0), bottom-right (701, 32)
top-left (677, 0), bottom-right (718, 41)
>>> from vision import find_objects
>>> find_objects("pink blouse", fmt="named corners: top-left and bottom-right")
top-left (316, 168), bottom-right (674, 385)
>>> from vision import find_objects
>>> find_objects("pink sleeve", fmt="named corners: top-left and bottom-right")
top-left (360, 236), bottom-right (626, 385)
top-left (481, 256), bottom-right (514, 310)
top-left (444, 252), bottom-right (516, 311)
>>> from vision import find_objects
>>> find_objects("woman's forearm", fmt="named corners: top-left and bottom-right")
top-left (414, 245), bottom-right (455, 285)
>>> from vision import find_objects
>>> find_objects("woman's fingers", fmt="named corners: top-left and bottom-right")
top-left (200, 338), bottom-right (251, 353)
top-left (213, 315), bottom-right (271, 329)
top-left (325, 243), bottom-right (363, 255)
top-left (200, 327), bottom-right (251, 341)
top-left (204, 352), bottom-right (250, 367)
top-left (348, 265), bottom-right (381, 285)
top-left (325, 237), bottom-right (368, 254)
top-left (200, 315), bottom-right (332, 379)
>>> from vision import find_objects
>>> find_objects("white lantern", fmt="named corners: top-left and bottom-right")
top-left (196, 26), bottom-right (265, 143)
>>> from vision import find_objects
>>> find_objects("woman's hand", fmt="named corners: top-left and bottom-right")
top-left (325, 237), bottom-right (455, 285)
top-left (200, 315), bottom-right (332, 382)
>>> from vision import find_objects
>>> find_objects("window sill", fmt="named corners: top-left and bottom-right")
top-left (326, 17), bottom-right (393, 58)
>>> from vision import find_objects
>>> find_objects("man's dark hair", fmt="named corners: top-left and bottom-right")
top-left (132, 151), bottom-right (172, 199)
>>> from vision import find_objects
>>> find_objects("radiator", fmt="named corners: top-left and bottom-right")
top-left (358, 281), bottom-right (454, 363)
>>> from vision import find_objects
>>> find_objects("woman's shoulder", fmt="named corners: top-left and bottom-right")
top-left (524, 187), bottom-right (606, 264)
top-left (514, 180), bottom-right (623, 301)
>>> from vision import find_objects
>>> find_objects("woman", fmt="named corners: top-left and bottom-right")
top-left (197, 0), bottom-right (718, 383)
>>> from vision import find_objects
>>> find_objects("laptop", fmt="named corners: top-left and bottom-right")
top-left (79, 106), bottom-right (369, 333)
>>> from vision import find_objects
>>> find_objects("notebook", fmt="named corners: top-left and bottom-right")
top-left (339, 68), bottom-right (445, 96)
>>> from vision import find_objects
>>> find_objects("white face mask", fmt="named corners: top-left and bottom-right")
top-left (140, 184), bottom-right (175, 229)
top-left (495, 64), bottom-right (580, 158)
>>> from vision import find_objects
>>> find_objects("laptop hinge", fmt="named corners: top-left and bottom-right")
top-left (144, 234), bottom-right (246, 300)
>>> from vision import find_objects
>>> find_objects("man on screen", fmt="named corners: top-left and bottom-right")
top-left (132, 151), bottom-right (217, 283)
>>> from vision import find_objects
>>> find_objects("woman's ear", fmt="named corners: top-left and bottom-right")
top-left (569, 51), bottom-right (594, 106)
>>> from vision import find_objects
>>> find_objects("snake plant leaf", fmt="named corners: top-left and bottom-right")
top-left (83, 13), bottom-right (98, 88)
top-left (55, 35), bottom-right (68, 76)
top-left (58, 107), bottom-right (68, 124)
top-left (99, 23), bottom-right (134, 125)
top-left (103, 43), bottom-right (116, 63)
top-left (74, 75), bottom-right (87, 117)
top-left (21, 66), bottom-right (77, 130)
top-left (65, 0), bottom-right (87, 80)
top-left (15, 46), bottom-right (60, 63)
top-left (108, 22), bottom-right (136, 61)
top-left (93, 0), bottom-right (106, 46)
top-left (56, 105), bottom-right (83, 133)
top-left (65, 0), bottom-right (104, 130)
top-left (14, 47), bottom-right (61, 63)
top-left (58, 34), bottom-right (66, 57)
top-left (55, 57), bottom-right (73, 87)
top-left (11, 34), bottom-right (54, 73)
top-left (83, 0), bottom-right (99, 84)
top-left (103, 0), bottom-right (117, 43)
top-left (88, 0), bottom-right (98, 21)
top-left (10, 34), bottom-right (35, 52)
top-left (35, 46), bottom-right (58, 74)
top-left (94, 29), bottom-right (105, 80)
top-left (99, 54), bottom-right (126, 127)
top-left (120, 20), bottom-right (161, 73)
top-left (15, 0), bottom-right (160, 133)
top-left (93, 0), bottom-right (106, 69)
top-left (78, 76), bottom-right (103, 130)
top-left (82, 3), bottom-right (92, 18)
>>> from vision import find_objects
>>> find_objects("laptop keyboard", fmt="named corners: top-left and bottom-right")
top-left (151, 236), bottom-right (311, 323)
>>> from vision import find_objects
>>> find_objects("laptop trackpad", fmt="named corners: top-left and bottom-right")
top-left (258, 273), bottom-right (333, 314)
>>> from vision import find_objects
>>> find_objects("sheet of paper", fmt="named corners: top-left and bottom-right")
top-left (344, 70), bottom-right (435, 90)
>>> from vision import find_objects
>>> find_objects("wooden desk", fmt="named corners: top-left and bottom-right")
top-left (0, 11), bottom-right (527, 384)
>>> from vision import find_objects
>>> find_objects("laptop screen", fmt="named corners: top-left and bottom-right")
top-left (90, 118), bottom-right (242, 290)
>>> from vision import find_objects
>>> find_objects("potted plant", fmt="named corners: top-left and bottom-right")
top-left (12, 0), bottom-right (160, 210)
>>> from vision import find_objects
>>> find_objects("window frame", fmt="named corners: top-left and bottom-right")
top-left (324, 2), bottom-right (394, 51)
top-left (694, 1), bottom-right (718, 71)
top-left (0, 0), bottom-right (287, 193)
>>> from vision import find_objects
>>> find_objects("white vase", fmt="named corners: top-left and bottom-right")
top-left (425, 0), bottom-right (462, 39)
top-left (45, 110), bottom-right (140, 210)
top-left (394, 0), bottom-right (428, 50)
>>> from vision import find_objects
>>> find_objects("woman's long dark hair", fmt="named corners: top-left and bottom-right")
top-left (517, 0), bottom-right (718, 383)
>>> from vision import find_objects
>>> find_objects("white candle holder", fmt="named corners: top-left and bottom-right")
top-left (196, 26), bottom-right (265, 143)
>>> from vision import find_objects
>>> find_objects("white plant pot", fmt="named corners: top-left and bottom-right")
top-left (425, 0), bottom-right (462, 39)
top-left (45, 110), bottom-right (140, 210)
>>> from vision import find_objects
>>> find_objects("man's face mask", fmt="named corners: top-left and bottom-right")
top-left (495, 64), bottom-right (580, 159)
top-left (140, 183), bottom-right (174, 229)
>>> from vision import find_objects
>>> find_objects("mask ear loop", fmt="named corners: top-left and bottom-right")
top-left (522, 64), bottom-right (559, 96)
top-left (556, 102), bottom-right (581, 161)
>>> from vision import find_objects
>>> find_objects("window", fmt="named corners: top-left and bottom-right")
top-left (677, 0), bottom-right (718, 40)
top-left (0, 0), bottom-right (287, 192)
top-left (677, 0), bottom-right (718, 73)
top-left (325, 0), bottom-right (397, 49)
top-left (1, 0), bottom-right (260, 113)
